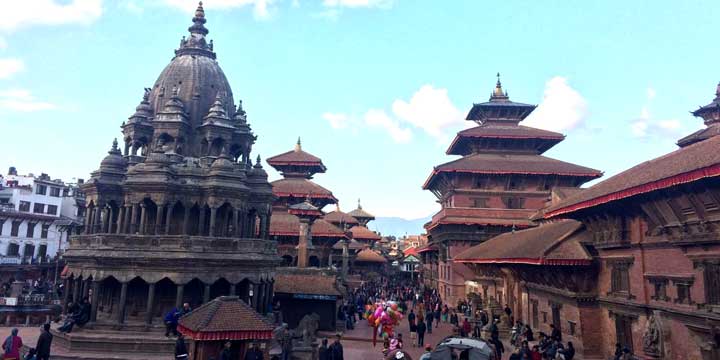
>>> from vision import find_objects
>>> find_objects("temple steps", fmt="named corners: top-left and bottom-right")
top-left (50, 326), bottom-right (176, 356)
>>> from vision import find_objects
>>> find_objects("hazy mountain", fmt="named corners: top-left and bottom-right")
top-left (368, 215), bottom-right (432, 237)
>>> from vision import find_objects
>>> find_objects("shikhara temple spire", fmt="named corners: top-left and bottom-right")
top-left (295, 137), bottom-right (302, 151)
top-left (490, 72), bottom-right (509, 101)
top-left (176, 1), bottom-right (215, 59)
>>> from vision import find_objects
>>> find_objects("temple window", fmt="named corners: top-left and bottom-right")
top-left (609, 259), bottom-right (633, 298)
top-left (648, 277), bottom-right (669, 301)
top-left (472, 198), bottom-right (488, 208)
top-left (704, 262), bottom-right (720, 305)
top-left (504, 197), bottom-right (524, 209)
top-left (674, 279), bottom-right (694, 305)
top-left (613, 313), bottom-right (635, 353)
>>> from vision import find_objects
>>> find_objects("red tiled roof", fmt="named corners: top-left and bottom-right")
top-left (271, 178), bottom-right (338, 202)
top-left (347, 206), bottom-right (375, 220)
top-left (355, 248), bottom-right (387, 263)
top-left (418, 245), bottom-right (438, 253)
top-left (324, 210), bottom-right (360, 226)
top-left (274, 274), bottom-right (341, 296)
top-left (270, 212), bottom-right (347, 238)
top-left (454, 220), bottom-right (592, 266)
top-left (332, 238), bottom-right (367, 250)
top-left (423, 153), bottom-right (602, 189)
top-left (178, 296), bottom-right (274, 341)
top-left (446, 125), bottom-right (565, 155)
top-left (267, 148), bottom-right (324, 168)
top-left (545, 135), bottom-right (720, 218)
top-left (425, 207), bottom-right (535, 231)
top-left (402, 247), bottom-right (419, 257)
top-left (349, 225), bottom-right (381, 241)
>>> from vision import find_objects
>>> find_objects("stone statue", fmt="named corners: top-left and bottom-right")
top-left (643, 313), bottom-right (662, 357)
top-left (292, 313), bottom-right (320, 347)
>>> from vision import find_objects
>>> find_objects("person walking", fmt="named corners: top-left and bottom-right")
top-left (416, 318), bottom-right (427, 347)
top-left (35, 323), bottom-right (53, 360)
top-left (2, 328), bottom-right (22, 360)
top-left (219, 341), bottom-right (233, 360)
top-left (174, 333), bottom-right (189, 360)
top-left (329, 334), bottom-right (344, 360)
top-left (408, 309), bottom-right (417, 347)
top-left (461, 317), bottom-right (471, 338)
top-left (425, 312), bottom-right (433, 334)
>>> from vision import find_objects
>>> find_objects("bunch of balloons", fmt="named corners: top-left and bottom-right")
top-left (365, 301), bottom-right (404, 346)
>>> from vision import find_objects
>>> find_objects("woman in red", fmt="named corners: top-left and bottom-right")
top-left (2, 328), bottom-right (22, 360)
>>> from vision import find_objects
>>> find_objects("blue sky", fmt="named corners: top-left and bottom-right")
top-left (0, 0), bottom-right (718, 220)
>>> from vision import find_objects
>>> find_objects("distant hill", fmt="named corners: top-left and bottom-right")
top-left (368, 215), bottom-right (432, 237)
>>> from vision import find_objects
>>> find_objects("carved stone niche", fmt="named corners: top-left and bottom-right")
top-left (642, 311), bottom-right (668, 359)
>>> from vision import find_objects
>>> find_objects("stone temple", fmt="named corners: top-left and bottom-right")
top-left (56, 3), bottom-right (279, 358)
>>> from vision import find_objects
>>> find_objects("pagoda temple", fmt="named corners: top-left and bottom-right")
top-left (421, 74), bottom-right (602, 305)
top-left (57, 4), bottom-right (278, 359)
top-left (267, 139), bottom-right (347, 267)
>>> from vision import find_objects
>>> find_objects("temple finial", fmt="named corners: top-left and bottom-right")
top-left (256, 154), bottom-right (261, 165)
top-left (496, 72), bottom-right (501, 87)
top-left (295, 137), bottom-right (302, 152)
top-left (357, 198), bottom-right (362, 209)
top-left (491, 72), bottom-right (508, 100)
top-left (112, 138), bottom-right (118, 151)
top-left (189, 1), bottom-right (209, 36)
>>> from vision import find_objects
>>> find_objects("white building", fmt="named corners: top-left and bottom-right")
top-left (0, 167), bottom-right (84, 263)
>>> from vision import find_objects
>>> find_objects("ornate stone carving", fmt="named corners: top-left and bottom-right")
top-left (642, 312), bottom-right (664, 358)
top-left (292, 313), bottom-right (320, 347)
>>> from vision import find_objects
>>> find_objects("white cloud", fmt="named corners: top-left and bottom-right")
top-left (0, 89), bottom-right (56, 112)
top-left (0, 59), bottom-right (24, 79)
top-left (364, 109), bottom-right (412, 143)
top-left (0, 0), bottom-right (103, 31)
top-left (163, 0), bottom-right (275, 20)
top-left (631, 87), bottom-right (689, 138)
top-left (523, 76), bottom-right (588, 133)
top-left (323, 112), bottom-right (351, 129)
top-left (121, 0), bottom-right (144, 14)
top-left (323, 0), bottom-right (393, 8)
top-left (392, 85), bottom-right (464, 142)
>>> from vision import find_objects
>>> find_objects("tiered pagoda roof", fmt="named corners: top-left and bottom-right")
top-left (269, 212), bottom-right (347, 238)
top-left (678, 83), bottom-right (720, 147)
top-left (348, 225), bottom-right (382, 242)
top-left (324, 205), bottom-right (361, 228)
top-left (267, 138), bottom-right (327, 178)
top-left (355, 248), bottom-right (387, 263)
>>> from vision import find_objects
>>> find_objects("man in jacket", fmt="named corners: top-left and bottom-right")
top-left (35, 323), bottom-right (53, 360)
top-left (329, 335), bottom-right (343, 360)
top-left (416, 318), bottom-right (427, 347)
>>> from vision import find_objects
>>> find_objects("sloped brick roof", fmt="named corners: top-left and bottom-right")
top-left (178, 296), bottom-right (274, 340)
top-left (324, 210), bottom-right (360, 226)
top-left (545, 135), bottom-right (720, 218)
top-left (274, 274), bottom-right (341, 296)
top-left (271, 178), bottom-right (337, 201)
top-left (270, 212), bottom-right (347, 238)
top-left (267, 148), bottom-right (324, 168)
top-left (454, 220), bottom-right (591, 265)
top-left (349, 225), bottom-right (381, 241)
top-left (355, 248), bottom-right (387, 263)
top-left (446, 124), bottom-right (565, 155)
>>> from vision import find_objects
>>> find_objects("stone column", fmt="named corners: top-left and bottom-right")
top-left (251, 283), bottom-right (259, 310)
top-left (82, 278), bottom-right (91, 299)
top-left (62, 278), bottom-right (71, 313)
top-left (130, 204), bottom-right (138, 234)
top-left (296, 218), bottom-right (314, 268)
top-left (139, 203), bottom-right (147, 235)
top-left (92, 207), bottom-right (101, 234)
top-left (116, 206), bottom-right (125, 234)
top-left (264, 281), bottom-right (272, 314)
top-left (209, 207), bottom-right (217, 237)
top-left (175, 284), bottom-right (184, 309)
top-left (182, 206), bottom-right (190, 235)
top-left (257, 283), bottom-right (265, 314)
top-left (145, 283), bottom-right (156, 325)
top-left (123, 205), bottom-right (132, 233)
top-left (117, 282), bottom-right (128, 324)
top-left (234, 209), bottom-right (241, 238)
top-left (230, 283), bottom-right (236, 296)
top-left (108, 206), bottom-right (115, 233)
top-left (90, 280), bottom-right (100, 323)
top-left (203, 283), bottom-right (211, 303)
top-left (84, 207), bottom-right (93, 234)
top-left (99, 207), bottom-right (107, 234)
top-left (155, 204), bottom-right (165, 235)
top-left (341, 240), bottom-right (350, 282)
top-left (198, 207), bottom-right (206, 236)
top-left (72, 277), bottom-right (81, 303)
top-left (223, 209), bottom-right (232, 237)
top-left (165, 204), bottom-right (173, 235)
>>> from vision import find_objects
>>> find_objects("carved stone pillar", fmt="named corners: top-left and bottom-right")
top-left (175, 284), bottom-right (184, 309)
top-left (99, 207), bottom-right (107, 234)
top-left (182, 206), bottom-right (190, 235)
top-left (108, 206), bottom-right (115, 233)
top-left (198, 207), bottom-right (207, 236)
top-left (203, 283), bottom-right (211, 303)
top-left (230, 283), bottom-right (236, 296)
top-left (257, 282), bottom-right (265, 314)
top-left (123, 205), bottom-right (132, 233)
top-left (62, 278), bottom-right (71, 313)
top-left (155, 204), bottom-right (165, 235)
top-left (234, 209), bottom-right (241, 238)
top-left (341, 239), bottom-right (350, 282)
top-left (116, 206), bottom-right (125, 234)
top-left (165, 204), bottom-right (173, 235)
top-left (72, 277), bottom-right (81, 303)
top-left (145, 283), bottom-right (156, 325)
top-left (209, 207), bottom-right (217, 237)
top-left (117, 282), bottom-right (128, 324)
top-left (296, 218), bottom-right (314, 268)
top-left (130, 204), bottom-right (138, 234)
top-left (250, 283), bottom-right (258, 310)
top-left (84, 208), bottom-right (93, 234)
top-left (92, 207), bottom-right (101, 234)
top-left (90, 280), bottom-right (100, 323)
top-left (139, 203), bottom-right (147, 235)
